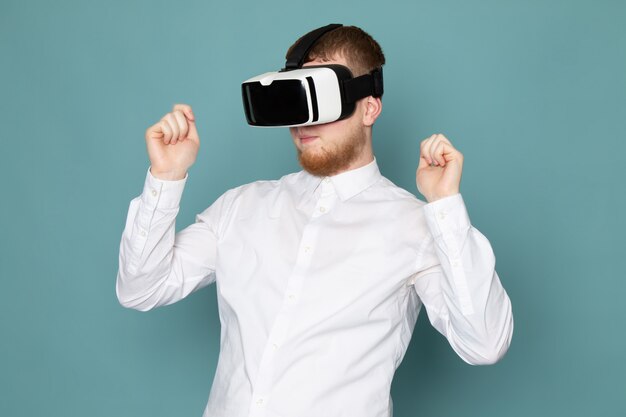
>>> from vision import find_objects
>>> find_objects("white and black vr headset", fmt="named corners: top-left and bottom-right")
top-left (242, 23), bottom-right (384, 127)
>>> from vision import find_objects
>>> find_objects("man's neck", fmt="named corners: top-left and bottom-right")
top-left (331, 152), bottom-right (375, 177)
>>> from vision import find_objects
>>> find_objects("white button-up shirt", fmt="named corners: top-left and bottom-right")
top-left (117, 159), bottom-right (513, 417)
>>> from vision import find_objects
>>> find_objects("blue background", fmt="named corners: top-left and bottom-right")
top-left (1, 0), bottom-right (624, 416)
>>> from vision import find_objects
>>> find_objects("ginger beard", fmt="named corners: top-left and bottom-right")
top-left (294, 124), bottom-right (366, 177)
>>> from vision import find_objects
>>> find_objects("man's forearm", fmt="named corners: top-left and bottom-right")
top-left (416, 193), bottom-right (514, 365)
top-left (116, 168), bottom-right (187, 311)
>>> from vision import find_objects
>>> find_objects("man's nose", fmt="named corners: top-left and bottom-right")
top-left (295, 126), bottom-right (315, 137)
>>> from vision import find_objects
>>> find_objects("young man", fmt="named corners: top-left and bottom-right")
top-left (117, 25), bottom-right (513, 417)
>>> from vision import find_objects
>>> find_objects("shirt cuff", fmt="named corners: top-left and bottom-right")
top-left (422, 193), bottom-right (471, 239)
top-left (140, 166), bottom-right (188, 209)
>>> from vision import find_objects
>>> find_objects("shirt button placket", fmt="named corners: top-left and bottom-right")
top-left (248, 395), bottom-right (267, 417)
top-left (249, 235), bottom-right (319, 417)
top-left (249, 179), bottom-right (335, 417)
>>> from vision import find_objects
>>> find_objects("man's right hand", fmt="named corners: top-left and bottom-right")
top-left (145, 103), bottom-right (200, 181)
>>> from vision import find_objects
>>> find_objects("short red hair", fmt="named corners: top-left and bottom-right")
top-left (286, 25), bottom-right (385, 77)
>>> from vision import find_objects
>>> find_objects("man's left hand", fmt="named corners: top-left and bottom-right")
top-left (416, 133), bottom-right (463, 203)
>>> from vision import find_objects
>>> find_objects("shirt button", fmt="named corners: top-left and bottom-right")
top-left (438, 211), bottom-right (447, 220)
top-left (256, 398), bottom-right (265, 406)
top-left (319, 206), bottom-right (326, 213)
top-left (139, 230), bottom-right (147, 237)
top-left (151, 189), bottom-right (158, 197)
top-left (452, 259), bottom-right (460, 267)
top-left (324, 178), bottom-right (331, 184)
top-left (272, 342), bottom-right (279, 350)
top-left (304, 246), bottom-right (311, 253)
top-left (288, 293), bottom-right (295, 300)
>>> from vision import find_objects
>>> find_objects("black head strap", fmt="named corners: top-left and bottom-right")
top-left (284, 23), bottom-right (343, 70)
top-left (344, 67), bottom-right (384, 101)
top-left (284, 23), bottom-right (384, 100)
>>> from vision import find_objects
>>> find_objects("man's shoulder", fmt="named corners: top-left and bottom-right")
top-left (372, 175), bottom-right (427, 208)
top-left (368, 175), bottom-right (432, 239)
top-left (212, 171), bottom-right (306, 210)
top-left (197, 171), bottom-right (305, 222)
top-left (227, 170), bottom-right (305, 196)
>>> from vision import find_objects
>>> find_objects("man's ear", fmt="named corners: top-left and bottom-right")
top-left (362, 96), bottom-right (383, 127)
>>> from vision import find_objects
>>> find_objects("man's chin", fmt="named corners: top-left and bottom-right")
top-left (295, 130), bottom-right (365, 177)
top-left (298, 150), bottom-right (342, 177)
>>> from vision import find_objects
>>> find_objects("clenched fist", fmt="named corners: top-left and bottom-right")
top-left (416, 133), bottom-right (463, 202)
top-left (145, 103), bottom-right (200, 180)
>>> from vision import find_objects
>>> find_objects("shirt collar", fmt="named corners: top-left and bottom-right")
top-left (302, 158), bottom-right (382, 202)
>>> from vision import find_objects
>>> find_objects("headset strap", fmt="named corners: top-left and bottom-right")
top-left (344, 67), bottom-right (384, 101)
top-left (284, 23), bottom-right (343, 70)
top-left (284, 23), bottom-right (384, 100)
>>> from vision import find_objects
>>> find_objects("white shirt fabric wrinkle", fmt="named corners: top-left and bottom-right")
top-left (116, 158), bottom-right (514, 417)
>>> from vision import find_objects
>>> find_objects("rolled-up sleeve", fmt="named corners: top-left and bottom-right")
top-left (412, 193), bottom-right (514, 365)
top-left (116, 167), bottom-right (219, 311)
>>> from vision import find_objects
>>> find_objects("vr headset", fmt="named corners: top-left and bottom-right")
top-left (241, 23), bottom-right (384, 127)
